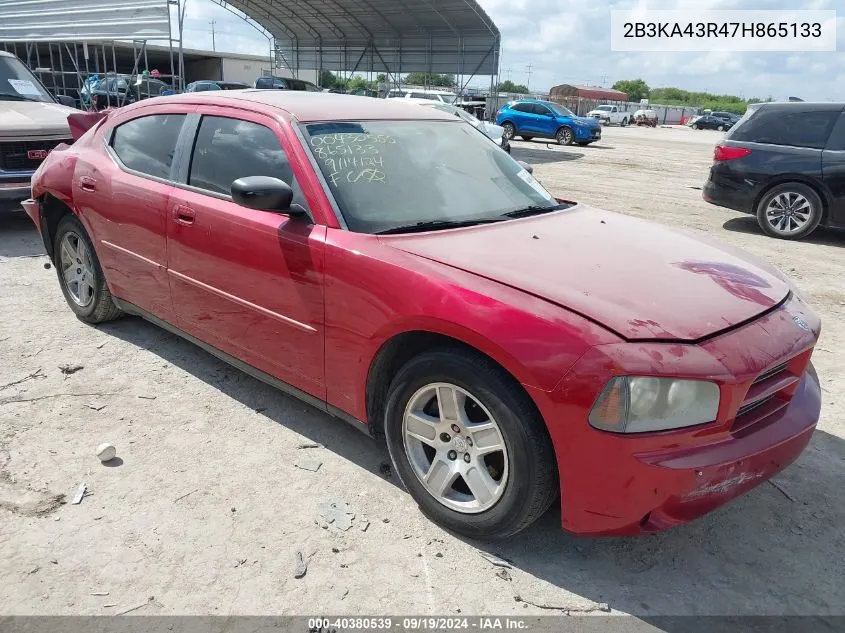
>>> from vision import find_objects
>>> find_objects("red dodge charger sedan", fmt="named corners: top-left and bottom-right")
top-left (23, 91), bottom-right (821, 538)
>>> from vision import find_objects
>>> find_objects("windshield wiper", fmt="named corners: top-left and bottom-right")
top-left (501, 203), bottom-right (570, 218)
top-left (0, 92), bottom-right (43, 102)
top-left (376, 217), bottom-right (505, 235)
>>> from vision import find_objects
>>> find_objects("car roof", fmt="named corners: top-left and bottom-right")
top-left (126, 90), bottom-right (456, 122)
top-left (751, 101), bottom-right (845, 112)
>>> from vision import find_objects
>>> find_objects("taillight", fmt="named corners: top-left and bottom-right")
top-left (714, 144), bottom-right (751, 161)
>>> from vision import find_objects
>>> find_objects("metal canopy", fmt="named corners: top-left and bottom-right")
top-left (223, 0), bottom-right (500, 75)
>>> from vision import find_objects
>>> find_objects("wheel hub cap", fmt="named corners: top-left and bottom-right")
top-left (402, 383), bottom-right (509, 514)
top-left (60, 231), bottom-right (96, 307)
top-left (765, 191), bottom-right (811, 234)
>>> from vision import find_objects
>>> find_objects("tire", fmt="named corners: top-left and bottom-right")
top-left (555, 126), bottom-right (574, 146)
top-left (717, 125), bottom-right (725, 131)
top-left (501, 122), bottom-right (516, 140)
top-left (755, 182), bottom-right (823, 240)
top-left (621, 117), bottom-right (628, 127)
top-left (53, 214), bottom-right (123, 324)
top-left (383, 348), bottom-right (558, 539)
top-left (691, 123), bottom-right (699, 130)
top-left (520, 135), bottom-right (533, 141)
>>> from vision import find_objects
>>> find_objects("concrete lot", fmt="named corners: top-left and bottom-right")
top-left (1, 125), bottom-right (843, 618)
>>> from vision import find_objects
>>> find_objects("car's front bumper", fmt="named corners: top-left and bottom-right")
top-left (0, 181), bottom-right (31, 210)
top-left (528, 294), bottom-right (821, 535)
top-left (574, 126), bottom-right (601, 142)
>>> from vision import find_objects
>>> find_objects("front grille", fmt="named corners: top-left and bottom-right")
top-left (732, 360), bottom-right (798, 432)
top-left (0, 139), bottom-right (71, 172)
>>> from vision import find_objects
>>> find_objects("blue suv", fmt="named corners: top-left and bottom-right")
top-left (495, 100), bottom-right (602, 146)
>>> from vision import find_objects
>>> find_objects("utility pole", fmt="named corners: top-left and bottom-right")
top-left (210, 19), bottom-right (216, 52)
top-left (526, 64), bottom-right (533, 91)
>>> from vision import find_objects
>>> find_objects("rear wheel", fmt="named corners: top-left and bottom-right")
top-left (383, 348), bottom-right (558, 539)
top-left (717, 124), bottom-right (725, 132)
top-left (691, 123), bottom-right (699, 130)
top-left (520, 135), bottom-right (533, 141)
top-left (53, 214), bottom-right (123, 323)
top-left (756, 183), bottom-right (823, 240)
top-left (621, 117), bottom-right (628, 127)
top-left (501, 122), bottom-right (516, 140)
top-left (555, 126), bottom-right (574, 146)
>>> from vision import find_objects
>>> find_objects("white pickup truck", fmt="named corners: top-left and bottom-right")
top-left (586, 105), bottom-right (630, 126)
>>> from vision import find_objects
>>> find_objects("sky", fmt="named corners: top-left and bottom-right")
top-left (179, 0), bottom-right (845, 100)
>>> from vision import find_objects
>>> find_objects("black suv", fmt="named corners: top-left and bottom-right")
top-left (703, 102), bottom-right (845, 239)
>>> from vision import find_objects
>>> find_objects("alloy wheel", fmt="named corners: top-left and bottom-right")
top-left (402, 382), bottom-right (509, 514)
top-left (502, 123), bottom-right (515, 140)
top-left (764, 192), bottom-right (813, 235)
top-left (60, 231), bottom-right (96, 307)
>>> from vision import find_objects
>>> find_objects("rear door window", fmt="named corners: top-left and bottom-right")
top-left (111, 114), bottom-right (186, 179)
top-left (510, 103), bottom-right (533, 113)
top-left (187, 115), bottom-right (308, 207)
top-left (729, 108), bottom-right (839, 149)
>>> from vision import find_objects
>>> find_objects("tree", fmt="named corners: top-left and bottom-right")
top-left (497, 80), bottom-right (529, 93)
top-left (319, 69), bottom-right (337, 89)
top-left (403, 72), bottom-right (455, 87)
top-left (376, 73), bottom-right (387, 83)
top-left (612, 78), bottom-right (650, 102)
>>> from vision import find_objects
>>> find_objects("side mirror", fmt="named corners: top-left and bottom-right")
top-left (231, 176), bottom-right (307, 217)
top-left (56, 95), bottom-right (76, 108)
top-left (517, 161), bottom-right (533, 174)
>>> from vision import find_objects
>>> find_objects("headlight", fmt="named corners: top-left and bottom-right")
top-left (588, 376), bottom-right (720, 433)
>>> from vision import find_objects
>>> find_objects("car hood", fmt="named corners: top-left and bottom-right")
top-left (383, 206), bottom-right (791, 341)
top-left (479, 121), bottom-right (504, 139)
top-left (0, 101), bottom-right (76, 137)
top-left (574, 115), bottom-right (601, 127)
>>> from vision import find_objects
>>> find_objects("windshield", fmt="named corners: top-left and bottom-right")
top-left (301, 120), bottom-right (556, 234)
top-left (0, 56), bottom-right (56, 103)
top-left (548, 103), bottom-right (575, 117)
top-left (594, 105), bottom-right (612, 112)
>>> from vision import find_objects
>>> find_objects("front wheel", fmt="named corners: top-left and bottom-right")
top-left (555, 126), bottom-right (574, 146)
top-left (691, 123), bottom-right (699, 130)
top-left (756, 183), bottom-right (823, 240)
top-left (54, 214), bottom-right (123, 324)
top-left (717, 124), bottom-right (725, 132)
top-left (501, 122), bottom-right (516, 140)
top-left (384, 348), bottom-right (558, 539)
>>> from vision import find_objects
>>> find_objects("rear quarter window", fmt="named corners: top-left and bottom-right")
top-left (111, 114), bottom-right (186, 179)
top-left (728, 108), bottom-right (839, 149)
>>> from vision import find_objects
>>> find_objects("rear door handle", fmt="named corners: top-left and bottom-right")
top-left (79, 176), bottom-right (97, 192)
top-left (173, 205), bottom-right (195, 226)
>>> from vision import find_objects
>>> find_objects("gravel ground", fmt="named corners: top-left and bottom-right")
top-left (0, 124), bottom-right (843, 619)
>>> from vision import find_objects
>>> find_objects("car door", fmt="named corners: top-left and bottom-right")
top-left (74, 108), bottom-right (192, 322)
top-left (822, 110), bottom-right (845, 227)
top-left (165, 109), bottom-right (326, 398)
top-left (507, 103), bottom-right (534, 134)
top-left (531, 103), bottom-right (556, 135)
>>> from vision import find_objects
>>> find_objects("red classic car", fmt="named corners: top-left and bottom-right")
top-left (23, 91), bottom-right (821, 538)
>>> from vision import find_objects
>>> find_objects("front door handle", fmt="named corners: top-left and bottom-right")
top-left (173, 205), bottom-right (195, 226)
top-left (79, 176), bottom-right (97, 192)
